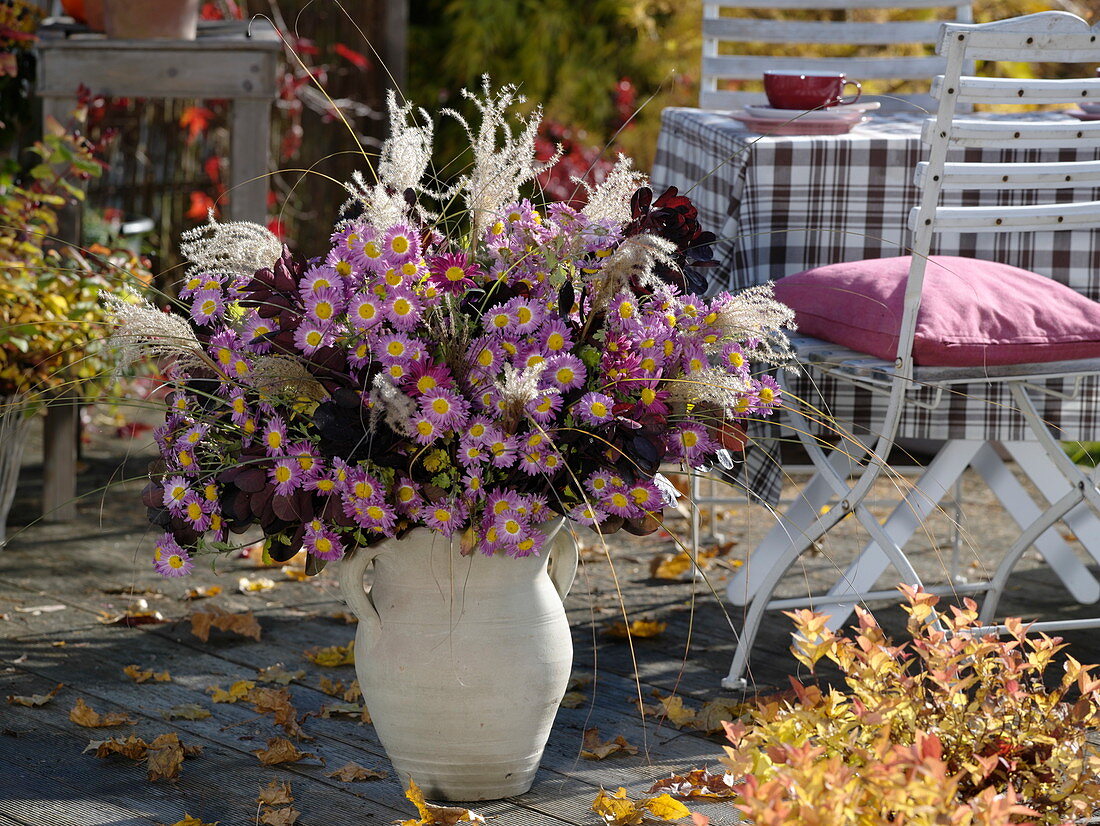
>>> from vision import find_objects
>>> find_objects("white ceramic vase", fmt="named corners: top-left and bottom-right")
top-left (337, 519), bottom-right (577, 801)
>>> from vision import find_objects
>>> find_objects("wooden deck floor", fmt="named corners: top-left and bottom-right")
top-left (3, 423), bottom-right (1100, 825)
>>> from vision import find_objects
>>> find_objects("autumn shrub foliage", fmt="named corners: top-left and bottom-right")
top-left (722, 587), bottom-right (1100, 825)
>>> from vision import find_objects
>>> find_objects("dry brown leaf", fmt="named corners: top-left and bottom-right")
top-left (693, 698), bottom-right (749, 735)
top-left (256, 664), bottom-right (305, 685)
top-left (123, 664), bottom-right (172, 684)
top-left (343, 679), bottom-right (362, 702)
top-left (330, 610), bottom-right (358, 624)
top-left (246, 686), bottom-right (304, 736)
top-left (70, 697), bottom-right (135, 728)
top-left (648, 768), bottom-right (738, 801)
top-left (258, 779), bottom-right (294, 805)
top-left (167, 814), bottom-right (219, 826)
top-left (591, 787), bottom-right (691, 825)
top-left (605, 619), bottom-right (667, 639)
top-left (304, 642), bottom-right (354, 667)
top-left (84, 735), bottom-right (148, 760)
top-left (580, 728), bottom-right (638, 760)
top-left (96, 598), bottom-right (166, 626)
top-left (146, 732), bottom-right (187, 781)
top-left (160, 704), bottom-right (212, 721)
top-left (259, 808), bottom-right (300, 826)
top-left (400, 779), bottom-right (485, 825)
top-left (649, 552), bottom-right (694, 580)
top-left (318, 676), bottom-right (345, 696)
top-left (252, 737), bottom-right (317, 766)
top-left (327, 761), bottom-right (387, 782)
top-left (560, 691), bottom-right (587, 708)
top-left (6, 683), bottom-right (62, 707)
top-left (190, 606), bottom-right (261, 642)
top-left (182, 585), bottom-right (222, 600)
top-left (207, 680), bottom-right (255, 703)
top-left (653, 694), bottom-right (698, 728)
top-left (320, 701), bottom-right (371, 722)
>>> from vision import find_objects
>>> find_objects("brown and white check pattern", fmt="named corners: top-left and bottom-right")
top-left (652, 107), bottom-right (1100, 504)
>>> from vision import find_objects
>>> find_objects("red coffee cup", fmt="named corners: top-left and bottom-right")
top-left (763, 71), bottom-right (862, 110)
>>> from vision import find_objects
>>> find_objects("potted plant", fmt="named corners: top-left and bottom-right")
top-left (105, 80), bottom-right (795, 800)
top-left (102, 0), bottom-right (200, 40)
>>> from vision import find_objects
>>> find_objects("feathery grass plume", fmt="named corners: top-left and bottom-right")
top-left (711, 283), bottom-right (797, 367)
top-left (668, 365), bottom-right (753, 411)
top-left (495, 362), bottom-right (546, 429)
top-left (444, 77), bottom-right (562, 238)
top-left (102, 289), bottom-right (207, 377)
top-left (586, 234), bottom-right (676, 315)
top-left (179, 215), bottom-right (282, 281)
top-left (249, 356), bottom-right (328, 404)
top-left (580, 155), bottom-right (648, 225)
top-left (342, 91), bottom-right (438, 228)
top-left (369, 373), bottom-right (416, 437)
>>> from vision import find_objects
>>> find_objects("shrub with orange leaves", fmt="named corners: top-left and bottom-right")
top-left (722, 587), bottom-right (1100, 825)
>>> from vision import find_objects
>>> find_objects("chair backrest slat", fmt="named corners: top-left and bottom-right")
top-left (908, 201), bottom-right (1100, 234)
top-left (917, 160), bottom-right (1100, 190)
top-left (920, 118), bottom-right (1100, 150)
top-left (700, 0), bottom-right (971, 112)
top-left (933, 76), bottom-right (1100, 105)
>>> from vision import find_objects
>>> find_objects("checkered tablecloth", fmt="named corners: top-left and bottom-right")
top-left (652, 107), bottom-right (1100, 504)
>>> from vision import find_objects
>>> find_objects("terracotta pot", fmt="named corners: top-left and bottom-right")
top-left (103, 0), bottom-right (200, 40)
top-left (337, 521), bottom-right (577, 801)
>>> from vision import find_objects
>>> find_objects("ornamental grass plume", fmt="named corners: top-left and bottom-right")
top-left (722, 587), bottom-right (1100, 826)
top-left (105, 79), bottom-right (795, 576)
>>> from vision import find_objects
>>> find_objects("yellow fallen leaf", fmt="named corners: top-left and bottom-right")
top-left (246, 686), bottom-right (304, 736)
top-left (560, 691), bottom-right (586, 708)
top-left (605, 619), bottom-right (667, 639)
top-left (182, 585), bottom-right (222, 601)
top-left (343, 679), bottom-right (362, 702)
top-left (648, 768), bottom-right (738, 800)
top-left (580, 728), bottom-right (638, 760)
top-left (327, 761), bottom-right (387, 781)
top-left (168, 814), bottom-right (219, 826)
top-left (318, 676), bottom-right (345, 696)
top-left (649, 552), bottom-right (693, 580)
top-left (330, 610), bottom-right (358, 624)
top-left (146, 732), bottom-right (187, 781)
top-left (653, 694), bottom-right (698, 728)
top-left (259, 808), bottom-right (299, 826)
top-left (6, 683), bottom-right (62, 707)
top-left (96, 600), bottom-right (165, 626)
top-left (400, 779), bottom-right (485, 825)
top-left (84, 735), bottom-right (148, 760)
top-left (123, 664), bottom-right (171, 684)
top-left (160, 704), bottom-right (212, 721)
top-left (256, 664), bottom-right (305, 685)
top-left (207, 680), bottom-right (255, 703)
top-left (238, 576), bottom-right (277, 594)
top-left (281, 565), bottom-right (309, 582)
top-left (252, 737), bottom-right (317, 766)
top-left (694, 698), bottom-right (749, 734)
top-left (591, 787), bottom-right (691, 825)
top-left (70, 698), bottom-right (134, 728)
top-left (190, 606), bottom-right (262, 642)
top-left (258, 779), bottom-right (294, 805)
top-left (304, 642), bottom-right (354, 667)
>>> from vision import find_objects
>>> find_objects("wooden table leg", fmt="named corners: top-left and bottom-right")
top-left (42, 397), bottom-right (78, 522)
top-left (228, 97), bottom-right (272, 223)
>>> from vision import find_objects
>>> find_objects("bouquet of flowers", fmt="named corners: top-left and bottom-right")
top-left (107, 81), bottom-right (793, 578)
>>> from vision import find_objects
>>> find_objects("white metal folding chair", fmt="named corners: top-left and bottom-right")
top-left (721, 10), bottom-right (1100, 690)
top-left (701, 0), bottom-right (972, 113)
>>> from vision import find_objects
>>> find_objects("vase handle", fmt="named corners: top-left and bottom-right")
top-left (548, 523), bottom-right (578, 601)
top-left (337, 544), bottom-right (387, 649)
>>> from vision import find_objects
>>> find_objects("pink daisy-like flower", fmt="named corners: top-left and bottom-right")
top-left (153, 533), bottom-right (194, 577)
top-left (602, 486), bottom-right (641, 519)
top-left (574, 392), bottom-right (615, 426)
top-left (403, 361), bottom-right (454, 397)
top-left (506, 531), bottom-right (546, 559)
top-left (349, 293), bottom-right (382, 331)
top-left (458, 439), bottom-right (488, 468)
top-left (190, 288), bottom-right (225, 324)
top-left (626, 479), bottom-right (663, 512)
top-left (667, 422), bottom-right (718, 465)
top-left (288, 442), bottom-right (322, 482)
top-left (680, 340), bottom-right (709, 375)
top-left (270, 456), bottom-right (305, 497)
top-left (394, 477), bottom-right (423, 516)
top-left (411, 415), bottom-right (440, 445)
top-left (485, 488), bottom-right (524, 520)
top-left (427, 251), bottom-right (479, 294)
top-left (504, 297), bottom-right (542, 334)
top-left (382, 223), bottom-right (420, 265)
top-left (755, 375), bottom-right (781, 413)
top-left (306, 467), bottom-right (340, 497)
top-left (383, 292), bottom-right (422, 331)
top-left (485, 433), bottom-right (518, 468)
top-left (376, 332), bottom-right (417, 365)
top-left (300, 264), bottom-right (343, 299)
top-left (721, 342), bottom-right (748, 373)
top-left (349, 499), bottom-right (397, 533)
top-left (468, 337), bottom-right (504, 378)
top-left (569, 502), bottom-right (607, 527)
top-left (262, 416), bottom-right (288, 456)
top-left (179, 492), bottom-right (212, 531)
top-left (424, 498), bottom-right (467, 536)
top-left (294, 319), bottom-right (331, 354)
top-left (526, 389), bottom-right (562, 424)
top-left (539, 319), bottom-right (573, 354)
top-left (304, 519), bottom-right (345, 561)
top-left (465, 417), bottom-right (493, 445)
top-left (544, 354), bottom-right (586, 392)
top-left (493, 511), bottom-right (530, 545)
top-left (421, 389), bottom-right (470, 432)
top-left (162, 475), bottom-right (192, 512)
top-left (484, 303), bottom-right (513, 336)
top-left (342, 466), bottom-right (383, 503)
top-left (462, 470), bottom-right (486, 497)
top-left (324, 247), bottom-right (360, 282)
top-left (585, 470), bottom-right (621, 498)
top-left (304, 287), bottom-right (346, 324)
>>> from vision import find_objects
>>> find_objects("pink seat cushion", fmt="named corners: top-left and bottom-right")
top-left (773, 255), bottom-right (1100, 367)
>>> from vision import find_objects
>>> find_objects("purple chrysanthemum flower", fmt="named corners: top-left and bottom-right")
top-left (242, 312), bottom-right (276, 353)
top-left (179, 492), bottom-right (213, 531)
top-left (667, 422), bottom-right (718, 465)
top-left (270, 456), bottom-right (305, 496)
top-left (153, 533), bottom-right (194, 577)
top-left (383, 291), bottom-right (422, 331)
top-left (348, 292), bottom-right (383, 331)
top-left (376, 332), bottom-right (417, 364)
top-left (485, 433), bottom-right (518, 468)
top-left (304, 519), bottom-right (345, 561)
top-left (403, 361), bottom-right (454, 397)
top-left (300, 264), bottom-right (344, 299)
top-left (190, 288), bottom-right (226, 324)
top-left (293, 318), bottom-right (332, 354)
top-left (602, 486), bottom-right (641, 518)
top-left (424, 498), bottom-right (467, 536)
top-left (394, 477), bottom-right (423, 516)
top-left (381, 223), bottom-right (420, 265)
top-left (410, 415), bottom-right (440, 445)
top-left (569, 502), bottom-right (607, 527)
top-left (421, 389), bottom-right (469, 431)
top-left (544, 354), bottom-right (586, 392)
top-left (348, 499), bottom-right (397, 533)
top-left (574, 392), bottom-right (615, 426)
top-left (162, 475), bottom-right (192, 513)
top-left (262, 415), bottom-right (288, 456)
top-left (304, 286), bottom-right (346, 324)
top-left (538, 319), bottom-right (573, 354)
top-left (526, 388), bottom-right (562, 424)
top-left (427, 251), bottom-right (479, 294)
top-left (755, 375), bottom-right (781, 413)
top-left (324, 247), bottom-right (360, 282)
top-left (626, 479), bottom-right (663, 512)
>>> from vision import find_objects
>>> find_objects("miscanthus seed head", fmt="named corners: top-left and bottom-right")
top-left (179, 215), bottom-right (281, 282)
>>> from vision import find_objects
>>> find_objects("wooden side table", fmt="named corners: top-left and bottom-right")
top-left (34, 19), bottom-right (281, 521)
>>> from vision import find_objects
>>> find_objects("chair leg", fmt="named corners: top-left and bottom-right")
top-left (971, 442), bottom-right (1099, 603)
